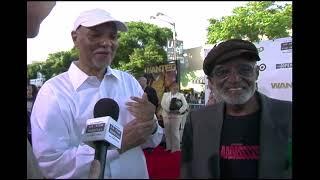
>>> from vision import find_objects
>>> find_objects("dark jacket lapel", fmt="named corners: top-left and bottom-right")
top-left (201, 102), bottom-right (225, 178)
top-left (193, 92), bottom-right (290, 178)
top-left (258, 93), bottom-right (288, 178)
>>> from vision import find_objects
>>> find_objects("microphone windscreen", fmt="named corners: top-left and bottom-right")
top-left (93, 98), bottom-right (119, 120)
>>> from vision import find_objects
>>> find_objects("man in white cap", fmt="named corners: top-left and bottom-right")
top-left (31, 9), bottom-right (163, 178)
top-left (27, 2), bottom-right (101, 179)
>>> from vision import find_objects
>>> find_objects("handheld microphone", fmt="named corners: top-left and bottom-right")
top-left (82, 98), bottom-right (123, 179)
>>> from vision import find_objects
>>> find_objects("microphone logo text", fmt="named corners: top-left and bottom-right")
top-left (109, 124), bottom-right (122, 140)
top-left (86, 123), bottom-right (105, 133)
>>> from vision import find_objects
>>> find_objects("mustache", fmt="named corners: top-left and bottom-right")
top-left (222, 83), bottom-right (247, 89)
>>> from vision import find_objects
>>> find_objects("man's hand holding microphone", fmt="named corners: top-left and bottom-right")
top-left (82, 94), bottom-right (158, 178)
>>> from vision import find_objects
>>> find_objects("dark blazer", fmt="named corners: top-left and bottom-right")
top-left (181, 92), bottom-right (292, 179)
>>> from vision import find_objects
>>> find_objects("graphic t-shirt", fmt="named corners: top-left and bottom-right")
top-left (220, 110), bottom-right (260, 178)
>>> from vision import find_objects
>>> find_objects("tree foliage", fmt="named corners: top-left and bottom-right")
top-left (27, 62), bottom-right (44, 79)
top-left (113, 21), bottom-right (172, 77)
top-left (207, 1), bottom-right (292, 44)
top-left (27, 47), bottom-right (79, 80)
top-left (180, 70), bottom-right (197, 87)
top-left (27, 21), bottom-right (172, 80)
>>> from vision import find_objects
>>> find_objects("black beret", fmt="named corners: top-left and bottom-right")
top-left (203, 39), bottom-right (261, 76)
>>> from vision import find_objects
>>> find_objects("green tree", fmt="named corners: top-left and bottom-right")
top-left (207, 1), bottom-right (292, 44)
top-left (27, 47), bottom-right (79, 80)
top-left (27, 62), bottom-right (44, 79)
top-left (40, 48), bottom-right (79, 79)
top-left (180, 70), bottom-right (197, 87)
top-left (113, 21), bottom-right (172, 76)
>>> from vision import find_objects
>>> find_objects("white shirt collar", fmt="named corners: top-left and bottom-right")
top-left (68, 61), bottom-right (121, 91)
top-left (104, 65), bottom-right (121, 80)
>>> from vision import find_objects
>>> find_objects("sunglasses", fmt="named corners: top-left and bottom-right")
top-left (211, 64), bottom-right (256, 79)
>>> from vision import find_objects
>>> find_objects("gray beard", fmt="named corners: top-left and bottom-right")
top-left (218, 85), bottom-right (256, 105)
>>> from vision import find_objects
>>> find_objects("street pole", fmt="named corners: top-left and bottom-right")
top-left (151, 13), bottom-right (180, 89)
top-left (172, 23), bottom-right (180, 88)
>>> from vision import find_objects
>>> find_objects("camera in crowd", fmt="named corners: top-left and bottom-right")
top-left (169, 98), bottom-right (183, 111)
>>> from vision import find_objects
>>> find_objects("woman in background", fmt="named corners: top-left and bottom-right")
top-left (27, 84), bottom-right (38, 112)
top-left (161, 83), bottom-right (188, 153)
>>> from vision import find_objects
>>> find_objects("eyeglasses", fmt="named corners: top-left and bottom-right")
top-left (211, 64), bottom-right (256, 79)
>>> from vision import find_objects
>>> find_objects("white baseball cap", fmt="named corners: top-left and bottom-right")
top-left (73, 9), bottom-right (128, 32)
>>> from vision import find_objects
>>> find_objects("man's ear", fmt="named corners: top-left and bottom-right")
top-left (255, 65), bottom-right (259, 80)
top-left (71, 31), bottom-right (79, 48)
top-left (208, 76), bottom-right (214, 88)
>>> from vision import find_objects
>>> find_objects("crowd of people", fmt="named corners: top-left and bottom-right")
top-left (184, 91), bottom-right (205, 105)
top-left (27, 2), bottom-right (291, 179)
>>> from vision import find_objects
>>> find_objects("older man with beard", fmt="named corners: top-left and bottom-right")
top-left (181, 39), bottom-right (292, 179)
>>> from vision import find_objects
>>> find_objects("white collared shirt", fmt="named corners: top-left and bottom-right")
top-left (31, 62), bottom-right (163, 179)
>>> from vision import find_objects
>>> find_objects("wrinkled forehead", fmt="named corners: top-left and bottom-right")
top-left (215, 56), bottom-right (256, 68)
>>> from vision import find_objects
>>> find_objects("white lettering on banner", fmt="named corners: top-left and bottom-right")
top-left (271, 82), bottom-right (292, 89)
top-left (144, 64), bottom-right (176, 74)
top-left (281, 42), bottom-right (292, 50)
top-left (280, 41), bottom-right (292, 53)
top-left (276, 63), bottom-right (292, 69)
